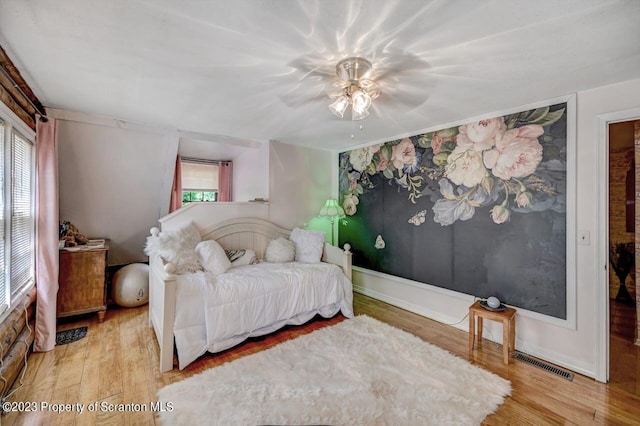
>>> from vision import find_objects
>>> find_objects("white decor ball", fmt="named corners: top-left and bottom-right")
top-left (487, 296), bottom-right (501, 309)
top-left (112, 263), bottom-right (149, 308)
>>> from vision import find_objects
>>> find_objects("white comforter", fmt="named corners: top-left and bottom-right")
top-left (174, 261), bottom-right (354, 369)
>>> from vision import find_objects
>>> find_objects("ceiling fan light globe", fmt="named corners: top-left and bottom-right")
top-left (329, 96), bottom-right (349, 118)
top-left (351, 90), bottom-right (372, 114)
top-left (351, 108), bottom-right (369, 121)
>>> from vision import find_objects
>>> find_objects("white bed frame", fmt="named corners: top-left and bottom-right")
top-left (148, 217), bottom-right (352, 372)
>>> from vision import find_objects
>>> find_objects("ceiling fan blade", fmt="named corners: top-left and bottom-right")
top-left (285, 56), bottom-right (335, 81)
top-left (376, 79), bottom-right (434, 110)
top-left (278, 89), bottom-right (330, 108)
top-left (370, 51), bottom-right (432, 82)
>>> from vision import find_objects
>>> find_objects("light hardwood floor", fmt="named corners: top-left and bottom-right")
top-left (2, 293), bottom-right (640, 425)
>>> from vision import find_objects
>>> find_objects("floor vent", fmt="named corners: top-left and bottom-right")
top-left (512, 351), bottom-right (574, 381)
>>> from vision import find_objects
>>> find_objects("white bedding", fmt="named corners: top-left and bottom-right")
top-left (174, 261), bottom-right (354, 369)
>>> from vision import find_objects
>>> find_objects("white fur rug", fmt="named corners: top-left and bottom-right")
top-left (158, 315), bottom-right (511, 425)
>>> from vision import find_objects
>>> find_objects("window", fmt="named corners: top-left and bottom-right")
top-left (0, 115), bottom-right (35, 316)
top-left (0, 120), bottom-right (5, 311)
top-left (10, 132), bottom-right (34, 298)
top-left (181, 159), bottom-right (219, 205)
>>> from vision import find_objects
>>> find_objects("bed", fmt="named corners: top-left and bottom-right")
top-left (147, 217), bottom-right (354, 372)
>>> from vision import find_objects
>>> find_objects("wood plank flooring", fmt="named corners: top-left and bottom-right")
top-left (2, 293), bottom-right (640, 425)
top-left (610, 298), bottom-right (640, 398)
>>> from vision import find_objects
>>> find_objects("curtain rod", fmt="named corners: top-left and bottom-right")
top-left (0, 63), bottom-right (48, 122)
top-left (181, 157), bottom-right (232, 165)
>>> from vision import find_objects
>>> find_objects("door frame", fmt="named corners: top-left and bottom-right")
top-left (596, 108), bottom-right (640, 382)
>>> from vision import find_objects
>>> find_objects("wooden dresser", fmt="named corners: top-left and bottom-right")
top-left (57, 241), bottom-right (109, 322)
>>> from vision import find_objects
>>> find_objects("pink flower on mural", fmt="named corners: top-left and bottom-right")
top-left (490, 203), bottom-right (510, 224)
top-left (376, 157), bottom-right (390, 172)
top-left (391, 138), bottom-right (417, 170)
top-left (515, 191), bottom-right (533, 208)
top-left (431, 132), bottom-right (456, 155)
top-left (457, 117), bottom-right (506, 151)
top-left (483, 124), bottom-right (544, 180)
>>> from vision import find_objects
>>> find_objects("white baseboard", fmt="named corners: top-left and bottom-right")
top-left (353, 284), bottom-right (469, 331)
top-left (353, 271), bottom-right (596, 379)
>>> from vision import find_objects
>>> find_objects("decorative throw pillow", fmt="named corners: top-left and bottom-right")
top-left (144, 222), bottom-right (202, 274)
top-left (265, 237), bottom-right (295, 263)
top-left (225, 249), bottom-right (259, 267)
top-left (196, 240), bottom-right (232, 274)
top-left (289, 227), bottom-right (326, 263)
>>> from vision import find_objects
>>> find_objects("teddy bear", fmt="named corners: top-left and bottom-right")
top-left (59, 221), bottom-right (89, 247)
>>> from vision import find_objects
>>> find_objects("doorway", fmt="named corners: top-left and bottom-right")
top-left (608, 119), bottom-right (639, 393)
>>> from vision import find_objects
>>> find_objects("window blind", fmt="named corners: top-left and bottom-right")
top-left (10, 131), bottom-right (33, 297)
top-left (181, 161), bottom-right (219, 191)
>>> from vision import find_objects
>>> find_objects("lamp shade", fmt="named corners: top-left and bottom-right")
top-left (319, 199), bottom-right (345, 217)
top-left (351, 107), bottom-right (370, 121)
top-left (351, 90), bottom-right (372, 114)
top-left (329, 96), bottom-right (349, 118)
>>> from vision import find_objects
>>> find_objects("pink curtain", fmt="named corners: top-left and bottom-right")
top-left (218, 161), bottom-right (232, 202)
top-left (34, 115), bottom-right (58, 352)
top-left (169, 155), bottom-right (182, 212)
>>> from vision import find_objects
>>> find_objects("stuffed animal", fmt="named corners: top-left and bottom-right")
top-left (59, 221), bottom-right (89, 247)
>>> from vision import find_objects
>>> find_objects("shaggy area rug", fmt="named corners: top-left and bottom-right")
top-left (158, 315), bottom-right (511, 425)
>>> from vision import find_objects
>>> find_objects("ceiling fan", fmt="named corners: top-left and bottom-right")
top-left (278, 50), bottom-right (432, 117)
top-left (328, 57), bottom-right (379, 121)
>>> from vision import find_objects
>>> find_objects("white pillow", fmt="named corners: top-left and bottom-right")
top-left (265, 238), bottom-right (295, 263)
top-left (144, 222), bottom-right (202, 274)
top-left (196, 240), bottom-right (232, 274)
top-left (225, 249), bottom-right (259, 267)
top-left (289, 228), bottom-right (326, 263)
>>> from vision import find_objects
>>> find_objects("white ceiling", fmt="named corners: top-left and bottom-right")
top-left (1, 0), bottom-right (639, 151)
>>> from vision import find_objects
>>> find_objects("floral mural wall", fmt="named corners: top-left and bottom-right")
top-left (339, 102), bottom-right (568, 318)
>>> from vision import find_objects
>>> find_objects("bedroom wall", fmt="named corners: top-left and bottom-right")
top-left (57, 111), bottom-right (329, 264)
top-left (57, 117), bottom-right (179, 265)
top-left (178, 137), bottom-right (269, 202)
top-left (159, 141), bottom-right (334, 242)
top-left (268, 141), bottom-right (334, 230)
top-left (56, 111), bottom-right (273, 265)
top-left (350, 78), bottom-right (640, 379)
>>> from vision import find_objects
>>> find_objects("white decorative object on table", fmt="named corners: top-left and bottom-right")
top-left (487, 296), bottom-right (501, 309)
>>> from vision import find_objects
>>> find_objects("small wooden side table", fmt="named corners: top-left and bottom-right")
top-left (468, 300), bottom-right (516, 364)
top-left (57, 241), bottom-right (109, 323)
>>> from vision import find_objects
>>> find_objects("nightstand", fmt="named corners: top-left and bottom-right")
top-left (57, 241), bottom-right (109, 322)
